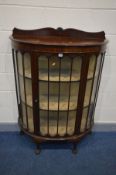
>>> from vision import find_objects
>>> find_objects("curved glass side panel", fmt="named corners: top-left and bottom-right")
top-left (80, 55), bottom-right (97, 132)
top-left (17, 52), bottom-right (34, 133)
top-left (17, 52), bottom-right (26, 128)
top-left (87, 54), bottom-right (102, 129)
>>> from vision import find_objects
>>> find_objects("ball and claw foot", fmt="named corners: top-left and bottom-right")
top-left (20, 130), bottom-right (24, 135)
top-left (72, 143), bottom-right (78, 154)
top-left (35, 145), bottom-right (41, 155)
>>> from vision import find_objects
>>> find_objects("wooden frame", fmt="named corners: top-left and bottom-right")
top-left (10, 27), bottom-right (107, 154)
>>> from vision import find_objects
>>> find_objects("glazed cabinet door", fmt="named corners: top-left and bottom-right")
top-left (38, 53), bottom-right (82, 137)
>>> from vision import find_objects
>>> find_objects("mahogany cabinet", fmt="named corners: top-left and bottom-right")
top-left (10, 27), bottom-right (107, 154)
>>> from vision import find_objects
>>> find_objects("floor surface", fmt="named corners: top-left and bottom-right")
top-left (0, 132), bottom-right (116, 175)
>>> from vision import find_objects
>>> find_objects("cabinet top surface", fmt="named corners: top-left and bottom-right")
top-left (10, 27), bottom-right (107, 46)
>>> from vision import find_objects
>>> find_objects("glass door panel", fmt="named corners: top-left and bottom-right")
top-left (38, 54), bottom-right (82, 136)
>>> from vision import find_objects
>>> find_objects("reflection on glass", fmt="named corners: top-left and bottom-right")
top-left (80, 107), bottom-right (88, 132)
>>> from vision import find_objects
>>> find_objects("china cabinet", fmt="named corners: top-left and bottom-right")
top-left (10, 27), bottom-right (107, 154)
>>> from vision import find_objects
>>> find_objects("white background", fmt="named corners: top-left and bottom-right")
top-left (0, 0), bottom-right (116, 124)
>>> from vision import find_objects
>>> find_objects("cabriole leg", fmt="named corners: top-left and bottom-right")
top-left (35, 144), bottom-right (41, 155)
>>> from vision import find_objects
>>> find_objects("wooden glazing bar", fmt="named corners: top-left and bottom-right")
top-left (38, 54), bottom-right (41, 134)
top-left (31, 52), bottom-right (40, 134)
top-left (75, 54), bottom-right (90, 134)
top-left (57, 55), bottom-right (61, 135)
top-left (66, 56), bottom-right (73, 134)
top-left (15, 51), bottom-right (23, 122)
top-left (12, 49), bottom-right (19, 107)
top-left (85, 53), bottom-right (98, 130)
top-left (48, 55), bottom-right (50, 135)
top-left (22, 53), bottom-right (29, 130)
